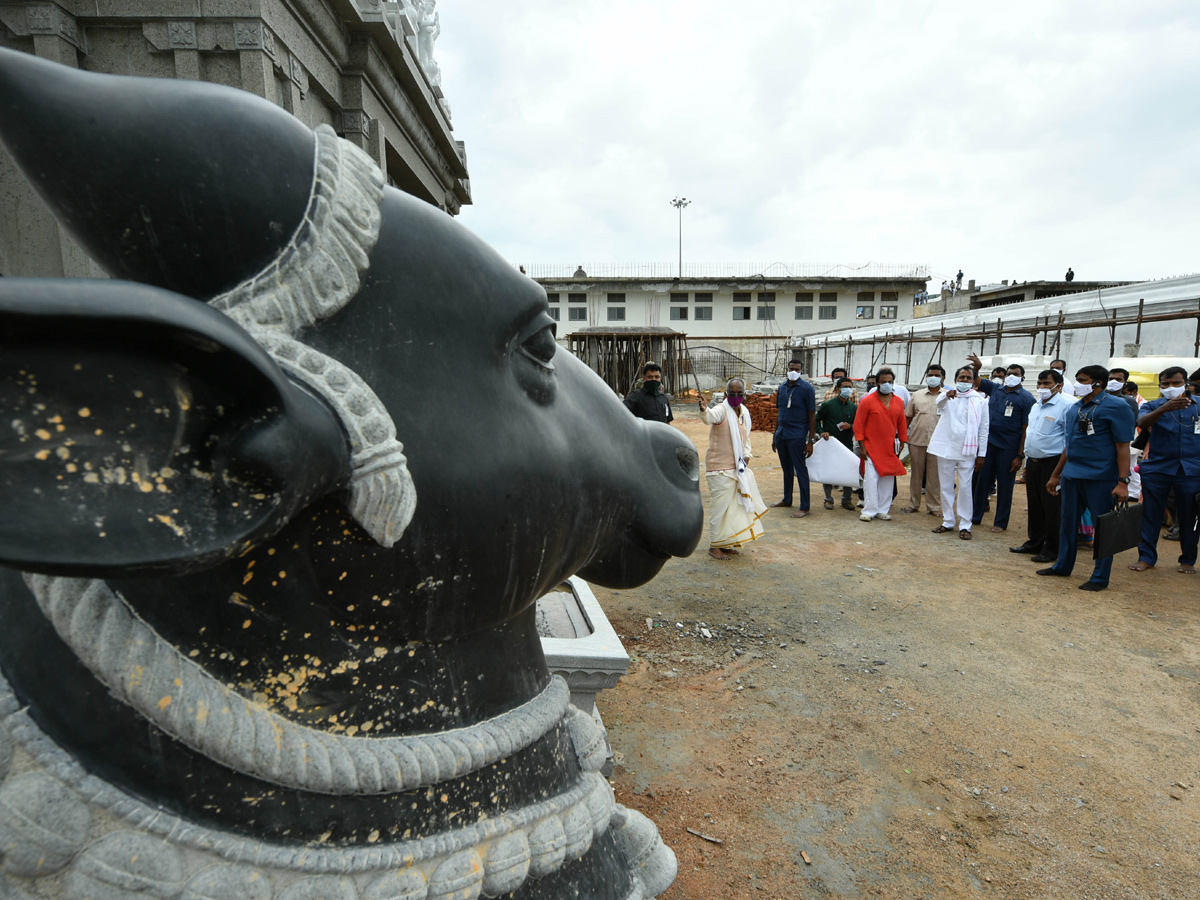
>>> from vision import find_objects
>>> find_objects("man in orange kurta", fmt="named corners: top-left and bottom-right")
top-left (853, 368), bottom-right (908, 520)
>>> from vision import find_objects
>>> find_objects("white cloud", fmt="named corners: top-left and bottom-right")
top-left (436, 0), bottom-right (1200, 284)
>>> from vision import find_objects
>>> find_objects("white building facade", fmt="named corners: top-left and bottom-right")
top-left (533, 264), bottom-right (929, 352)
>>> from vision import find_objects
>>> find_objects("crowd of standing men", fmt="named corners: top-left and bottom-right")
top-left (623, 355), bottom-right (1200, 590)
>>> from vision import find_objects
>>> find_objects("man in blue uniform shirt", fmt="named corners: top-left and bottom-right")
top-left (1129, 366), bottom-right (1200, 576)
top-left (1039, 364), bottom-right (1136, 591)
top-left (968, 357), bottom-right (1035, 532)
top-left (771, 359), bottom-right (817, 517)
top-left (1011, 369), bottom-right (1076, 561)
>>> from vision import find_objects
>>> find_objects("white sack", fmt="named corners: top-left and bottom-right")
top-left (806, 437), bottom-right (862, 487)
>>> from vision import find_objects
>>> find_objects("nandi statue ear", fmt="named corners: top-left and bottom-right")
top-left (0, 279), bottom-right (351, 577)
top-left (0, 47), bottom-right (414, 551)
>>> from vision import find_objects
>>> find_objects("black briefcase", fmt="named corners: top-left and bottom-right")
top-left (1093, 502), bottom-right (1144, 560)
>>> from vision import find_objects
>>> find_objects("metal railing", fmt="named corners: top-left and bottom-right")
top-left (527, 262), bottom-right (930, 281)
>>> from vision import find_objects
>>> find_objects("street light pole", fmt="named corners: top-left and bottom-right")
top-left (670, 196), bottom-right (690, 279)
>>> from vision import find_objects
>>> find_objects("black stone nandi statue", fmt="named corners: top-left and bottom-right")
top-left (0, 47), bottom-right (702, 900)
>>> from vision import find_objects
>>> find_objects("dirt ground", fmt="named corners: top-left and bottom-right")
top-left (596, 410), bottom-right (1200, 900)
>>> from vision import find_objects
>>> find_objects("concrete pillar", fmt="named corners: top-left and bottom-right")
top-left (173, 50), bottom-right (201, 80)
top-left (367, 118), bottom-right (387, 175)
top-left (167, 21), bottom-right (200, 79)
top-left (31, 34), bottom-right (77, 67)
top-left (239, 50), bottom-right (278, 103)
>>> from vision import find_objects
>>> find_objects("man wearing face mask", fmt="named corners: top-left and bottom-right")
top-left (1106, 368), bottom-right (1142, 422)
top-left (866, 371), bottom-right (911, 407)
top-left (853, 368), bottom-right (907, 521)
top-left (699, 379), bottom-right (767, 560)
top-left (901, 364), bottom-right (945, 517)
top-left (1011, 369), bottom-right (1076, 561)
top-left (928, 366), bottom-right (990, 539)
top-left (1050, 359), bottom-right (1075, 396)
top-left (823, 367), bottom-right (856, 402)
top-left (624, 362), bottom-right (673, 423)
top-left (816, 376), bottom-right (858, 510)
top-left (1129, 366), bottom-right (1200, 576)
top-left (771, 360), bottom-right (817, 517)
top-left (968, 357), bottom-right (1035, 532)
top-left (1039, 365), bottom-right (1135, 590)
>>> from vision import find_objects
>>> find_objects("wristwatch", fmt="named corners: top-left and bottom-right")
top-left (1117, 476), bottom-right (1131, 484)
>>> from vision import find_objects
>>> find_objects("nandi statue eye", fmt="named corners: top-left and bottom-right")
top-left (513, 315), bottom-right (558, 404)
top-left (519, 324), bottom-right (557, 371)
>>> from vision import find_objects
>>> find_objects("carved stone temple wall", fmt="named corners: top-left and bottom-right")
top-left (0, 0), bottom-right (470, 280)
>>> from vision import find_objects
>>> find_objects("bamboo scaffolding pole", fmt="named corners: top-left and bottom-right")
top-left (796, 303), bottom-right (1200, 355)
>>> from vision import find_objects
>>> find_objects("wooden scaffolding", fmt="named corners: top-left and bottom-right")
top-left (566, 326), bottom-right (692, 396)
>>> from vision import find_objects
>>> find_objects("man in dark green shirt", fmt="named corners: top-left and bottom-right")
top-left (815, 376), bottom-right (858, 509)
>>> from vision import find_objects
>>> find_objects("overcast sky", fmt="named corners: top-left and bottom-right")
top-left (435, 1), bottom-right (1199, 287)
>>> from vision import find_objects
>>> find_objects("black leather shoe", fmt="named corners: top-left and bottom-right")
top-left (1009, 544), bottom-right (1039, 554)
top-left (1036, 567), bottom-right (1069, 577)
top-left (1030, 553), bottom-right (1056, 563)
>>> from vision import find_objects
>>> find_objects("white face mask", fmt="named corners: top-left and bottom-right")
top-left (787, 370), bottom-right (802, 382)
top-left (1106, 379), bottom-right (1124, 393)
top-left (991, 377), bottom-right (1003, 384)
top-left (878, 382), bottom-right (894, 395)
top-left (1004, 374), bottom-right (1022, 388)
top-left (926, 376), bottom-right (942, 388)
top-left (1161, 385), bottom-right (1187, 400)
top-left (1075, 382), bottom-right (1096, 398)
top-left (1037, 387), bottom-right (1053, 403)
top-left (956, 381), bottom-right (973, 393)
top-left (1051, 368), bottom-right (1064, 376)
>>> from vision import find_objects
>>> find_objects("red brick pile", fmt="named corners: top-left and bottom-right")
top-left (744, 393), bottom-right (777, 433)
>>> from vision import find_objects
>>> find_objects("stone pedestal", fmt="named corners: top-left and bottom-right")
top-left (537, 577), bottom-right (631, 777)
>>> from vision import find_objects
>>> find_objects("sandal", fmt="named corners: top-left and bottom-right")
top-left (824, 499), bottom-right (834, 510)
top-left (931, 525), bottom-right (953, 533)
top-left (959, 529), bottom-right (972, 540)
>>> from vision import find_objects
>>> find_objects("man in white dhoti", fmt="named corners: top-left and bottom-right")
top-left (928, 365), bottom-right (990, 539)
top-left (698, 378), bottom-right (767, 560)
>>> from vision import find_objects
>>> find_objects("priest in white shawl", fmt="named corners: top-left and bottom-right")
top-left (928, 365), bottom-right (991, 539)
top-left (699, 378), bottom-right (768, 560)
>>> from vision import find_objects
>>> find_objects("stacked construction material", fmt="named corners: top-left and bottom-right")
top-left (744, 392), bottom-right (777, 433)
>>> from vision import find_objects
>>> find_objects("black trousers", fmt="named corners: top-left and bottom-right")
top-left (1024, 455), bottom-right (1062, 555)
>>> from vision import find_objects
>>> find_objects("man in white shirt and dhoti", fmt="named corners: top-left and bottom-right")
top-left (699, 379), bottom-right (768, 560)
